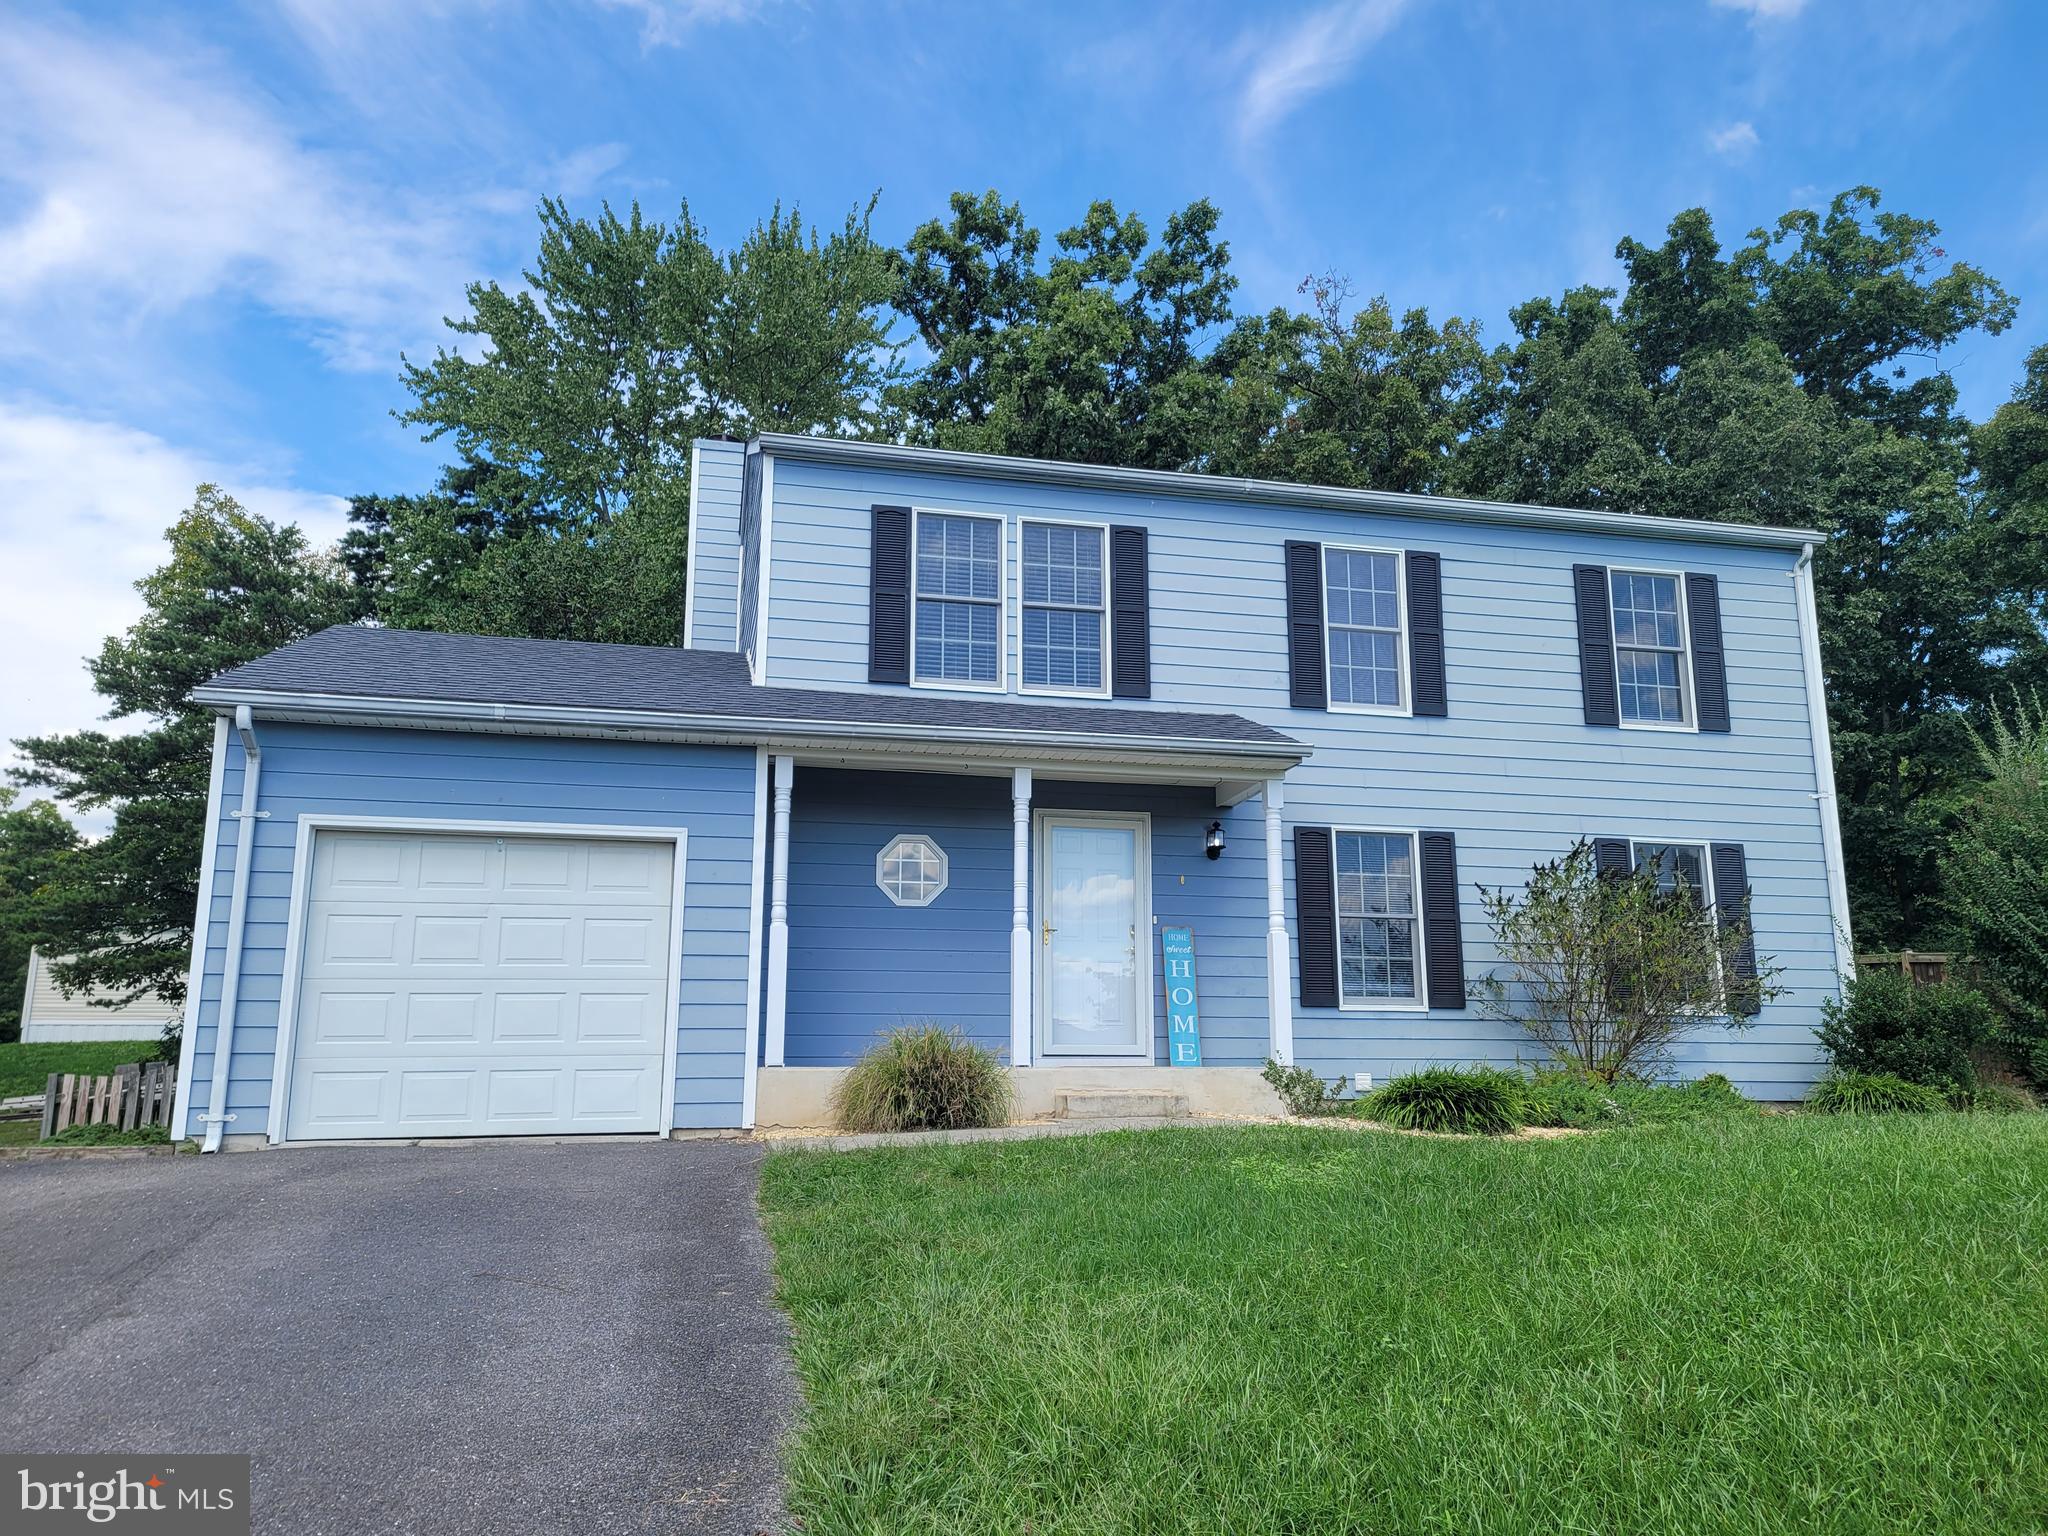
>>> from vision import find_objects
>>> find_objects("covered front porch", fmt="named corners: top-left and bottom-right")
top-left (752, 733), bottom-right (1305, 1127)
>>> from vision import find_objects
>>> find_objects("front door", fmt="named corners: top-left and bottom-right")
top-left (1037, 813), bottom-right (1151, 1058)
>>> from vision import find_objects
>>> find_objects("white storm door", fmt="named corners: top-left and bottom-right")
top-left (284, 830), bottom-right (675, 1141)
top-left (1038, 814), bottom-right (1149, 1057)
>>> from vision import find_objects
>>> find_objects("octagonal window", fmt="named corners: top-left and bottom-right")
top-left (876, 835), bottom-right (949, 907)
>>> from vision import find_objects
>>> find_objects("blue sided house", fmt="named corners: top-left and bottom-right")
top-left (170, 435), bottom-right (1853, 1147)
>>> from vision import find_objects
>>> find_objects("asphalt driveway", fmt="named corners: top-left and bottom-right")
top-left (0, 1139), bottom-right (797, 1535)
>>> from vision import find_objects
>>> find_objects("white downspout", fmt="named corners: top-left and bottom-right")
top-left (1794, 545), bottom-right (1856, 984)
top-left (200, 706), bottom-right (263, 1152)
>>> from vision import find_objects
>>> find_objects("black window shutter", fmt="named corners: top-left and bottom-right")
top-left (1686, 573), bottom-right (1731, 732)
top-left (1406, 550), bottom-right (1448, 718)
top-left (1284, 541), bottom-right (1327, 709)
top-left (868, 505), bottom-right (911, 685)
top-left (1418, 831), bottom-right (1466, 1009)
top-left (1109, 526), bottom-right (1151, 699)
top-left (1573, 564), bottom-right (1619, 727)
top-left (1294, 826), bottom-right (1338, 1008)
top-left (1591, 837), bottom-right (1632, 878)
top-left (1711, 843), bottom-right (1762, 1016)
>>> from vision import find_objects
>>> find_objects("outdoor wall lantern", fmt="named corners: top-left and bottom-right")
top-left (1204, 820), bottom-right (1226, 861)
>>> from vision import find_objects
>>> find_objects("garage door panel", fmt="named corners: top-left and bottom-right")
top-left (286, 830), bottom-right (675, 1141)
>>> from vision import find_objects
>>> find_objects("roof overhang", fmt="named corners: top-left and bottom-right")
top-left (756, 433), bottom-right (1825, 552)
top-left (191, 686), bottom-right (1308, 795)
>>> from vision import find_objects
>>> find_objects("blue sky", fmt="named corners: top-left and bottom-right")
top-left (3, 0), bottom-right (2046, 779)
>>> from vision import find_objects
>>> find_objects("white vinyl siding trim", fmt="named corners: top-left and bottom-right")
top-left (910, 506), bottom-right (1007, 692)
top-left (1019, 517), bottom-right (1112, 698)
top-left (1610, 567), bottom-right (1698, 732)
top-left (1332, 827), bottom-right (1427, 1010)
top-left (1322, 544), bottom-right (1412, 717)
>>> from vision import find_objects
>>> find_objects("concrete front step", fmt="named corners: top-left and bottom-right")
top-left (1055, 1090), bottom-right (1188, 1120)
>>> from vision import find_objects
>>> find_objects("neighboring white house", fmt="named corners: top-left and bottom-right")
top-left (18, 947), bottom-right (175, 1042)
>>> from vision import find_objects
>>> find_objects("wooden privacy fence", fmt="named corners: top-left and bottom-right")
top-left (40, 1061), bottom-right (175, 1139)
top-left (1854, 951), bottom-right (1974, 986)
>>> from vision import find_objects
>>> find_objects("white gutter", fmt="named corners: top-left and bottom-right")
top-left (754, 433), bottom-right (1825, 552)
top-left (1794, 544), bottom-right (1856, 983)
top-left (199, 706), bottom-right (263, 1152)
top-left (169, 716), bottom-right (230, 1140)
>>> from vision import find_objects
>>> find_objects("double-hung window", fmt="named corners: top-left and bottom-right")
top-left (1630, 840), bottom-right (1712, 907)
top-left (1020, 521), bottom-right (1108, 695)
top-left (1334, 830), bottom-right (1422, 1006)
top-left (912, 510), bottom-right (1003, 687)
top-left (1323, 546), bottom-right (1408, 712)
top-left (1609, 571), bottom-right (1694, 726)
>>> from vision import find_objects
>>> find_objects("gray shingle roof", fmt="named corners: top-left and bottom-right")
top-left (198, 626), bottom-right (1303, 753)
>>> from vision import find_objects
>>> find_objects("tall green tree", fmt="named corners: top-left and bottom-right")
top-left (10, 487), bottom-right (360, 1008)
top-left (383, 196), bottom-right (900, 642)
top-left (0, 788), bottom-right (83, 1042)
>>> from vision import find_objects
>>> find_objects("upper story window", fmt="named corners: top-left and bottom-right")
top-left (913, 510), bottom-right (1003, 688)
top-left (1323, 546), bottom-right (1408, 713)
top-left (1021, 521), bottom-right (1108, 696)
top-left (1609, 571), bottom-right (1694, 727)
top-left (1334, 829), bottom-right (1422, 1006)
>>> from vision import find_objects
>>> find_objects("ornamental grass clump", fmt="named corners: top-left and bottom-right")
top-left (1359, 1066), bottom-right (1526, 1135)
top-left (1804, 1070), bottom-right (1948, 1116)
top-left (831, 1025), bottom-right (1012, 1133)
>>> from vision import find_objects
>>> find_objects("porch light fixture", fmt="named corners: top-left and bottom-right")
top-left (1204, 820), bottom-right (1225, 861)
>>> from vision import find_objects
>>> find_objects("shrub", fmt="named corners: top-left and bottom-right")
top-left (1524, 1069), bottom-right (1758, 1128)
top-left (1817, 970), bottom-right (1995, 1092)
top-left (831, 1026), bottom-right (1012, 1133)
top-left (1261, 1059), bottom-right (1346, 1117)
top-left (1959, 1082), bottom-right (2038, 1114)
top-left (1804, 1071), bottom-right (1949, 1116)
top-left (1475, 843), bottom-right (1781, 1083)
top-left (45, 1122), bottom-right (171, 1147)
top-left (1359, 1066), bottom-right (1526, 1135)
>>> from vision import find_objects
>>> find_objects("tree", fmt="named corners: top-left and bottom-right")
top-left (1939, 691), bottom-right (2048, 1082)
top-left (380, 196), bottom-right (900, 641)
top-left (9, 487), bottom-right (360, 1011)
top-left (0, 788), bottom-right (83, 1042)
top-left (1475, 843), bottom-right (1780, 1082)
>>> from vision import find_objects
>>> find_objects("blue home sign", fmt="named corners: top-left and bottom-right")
top-left (1160, 926), bottom-right (1202, 1066)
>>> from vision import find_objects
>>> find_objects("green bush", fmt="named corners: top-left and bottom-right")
top-left (831, 1026), bottom-right (1012, 1133)
top-left (1817, 971), bottom-right (1996, 1092)
top-left (1359, 1066), bottom-right (1526, 1135)
top-left (1804, 1071), bottom-right (1949, 1116)
top-left (45, 1122), bottom-right (171, 1147)
top-left (1260, 1059), bottom-right (1346, 1117)
top-left (1959, 1081), bottom-right (2038, 1114)
top-left (1524, 1069), bottom-right (1758, 1128)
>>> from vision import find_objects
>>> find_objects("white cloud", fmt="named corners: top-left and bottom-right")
top-left (0, 403), bottom-right (347, 810)
top-left (0, 18), bottom-right (483, 370)
top-left (1710, 0), bottom-right (1810, 19)
top-left (1708, 120), bottom-right (1761, 155)
top-left (594, 0), bottom-right (778, 47)
top-left (1235, 0), bottom-right (1418, 144)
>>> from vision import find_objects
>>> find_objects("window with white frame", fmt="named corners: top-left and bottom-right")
top-left (1334, 830), bottom-right (1421, 1004)
top-left (1020, 521), bottom-right (1107, 694)
top-left (1324, 547), bottom-right (1407, 710)
top-left (876, 835), bottom-right (949, 906)
top-left (1609, 571), bottom-right (1693, 726)
top-left (913, 511), bottom-right (1003, 686)
top-left (1629, 840), bottom-right (1712, 907)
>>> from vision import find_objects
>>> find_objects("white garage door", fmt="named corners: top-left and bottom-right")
top-left (284, 829), bottom-right (677, 1141)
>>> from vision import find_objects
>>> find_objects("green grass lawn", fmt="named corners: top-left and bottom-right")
top-left (0, 1039), bottom-right (160, 1099)
top-left (760, 1116), bottom-right (2048, 1535)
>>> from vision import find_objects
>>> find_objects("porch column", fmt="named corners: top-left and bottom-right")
top-left (765, 754), bottom-right (794, 1067)
top-left (1263, 779), bottom-right (1294, 1064)
top-left (1009, 767), bottom-right (1033, 1068)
